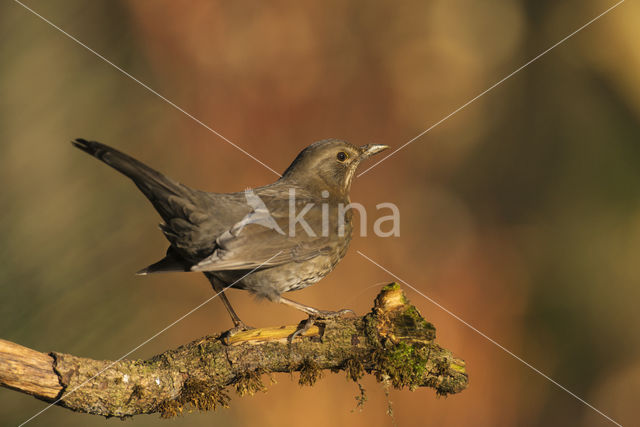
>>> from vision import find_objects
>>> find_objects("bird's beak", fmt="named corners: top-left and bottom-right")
top-left (359, 144), bottom-right (389, 159)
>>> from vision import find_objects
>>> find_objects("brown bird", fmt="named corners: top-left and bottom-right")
top-left (72, 139), bottom-right (388, 336)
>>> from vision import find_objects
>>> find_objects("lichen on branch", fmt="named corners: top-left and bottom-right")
top-left (0, 284), bottom-right (468, 418)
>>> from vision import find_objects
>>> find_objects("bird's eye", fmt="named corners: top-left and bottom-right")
top-left (336, 151), bottom-right (348, 162)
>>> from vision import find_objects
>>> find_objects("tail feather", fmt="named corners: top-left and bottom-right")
top-left (72, 138), bottom-right (193, 221)
top-left (136, 248), bottom-right (192, 275)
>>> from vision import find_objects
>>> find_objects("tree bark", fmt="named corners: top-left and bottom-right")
top-left (0, 284), bottom-right (467, 418)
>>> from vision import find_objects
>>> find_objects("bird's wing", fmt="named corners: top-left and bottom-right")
top-left (191, 194), bottom-right (333, 271)
top-left (160, 192), bottom-right (255, 257)
top-left (138, 192), bottom-right (255, 273)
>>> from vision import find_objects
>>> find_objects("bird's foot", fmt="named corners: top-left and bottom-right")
top-left (221, 322), bottom-right (255, 344)
top-left (288, 308), bottom-right (355, 343)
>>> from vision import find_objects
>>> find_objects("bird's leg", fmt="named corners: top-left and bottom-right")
top-left (277, 297), bottom-right (354, 342)
top-left (278, 297), bottom-right (354, 317)
top-left (208, 276), bottom-right (253, 334)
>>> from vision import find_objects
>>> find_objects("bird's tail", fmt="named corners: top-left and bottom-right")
top-left (72, 138), bottom-right (193, 221)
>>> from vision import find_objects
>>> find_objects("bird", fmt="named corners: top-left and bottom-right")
top-left (72, 138), bottom-right (388, 336)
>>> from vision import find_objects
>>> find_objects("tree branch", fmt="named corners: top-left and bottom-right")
top-left (0, 284), bottom-right (468, 418)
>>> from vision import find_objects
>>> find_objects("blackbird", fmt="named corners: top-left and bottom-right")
top-left (72, 138), bottom-right (388, 334)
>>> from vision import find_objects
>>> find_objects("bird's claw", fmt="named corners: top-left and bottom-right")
top-left (221, 322), bottom-right (255, 344)
top-left (288, 308), bottom-right (355, 343)
top-left (288, 317), bottom-right (315, 343)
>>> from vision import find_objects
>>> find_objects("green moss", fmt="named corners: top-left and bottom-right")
top-left (353, 285), bottom-right (469, 397)
top-left (373, 342), bottom-right (429, 391)
top-left (381, 282), bottom-right (401, 291)
top-left (158, 400), bottom-right (182, 418)
top-left (393, 305), bottom-right (436, 341)
top-left (450, 360), bottom-right (466, 373)
top-left (298, 358), bottom-right (323, 386)
top-left (354, 383), bottom-right (367, 411)
top-left (182, 380), bottom-right (230, 411)
top-left (157, 284), bottom-right (464, 418)
top-left (362, 312), bottom-right (383, 347)
top-left (432, 356), bottom-right (454, 397)
top-left (374, 283), bottom-right (409, 309)
top-left (344, 357), bottom-right (365, 382)
top-left (234, 370), bottom-right (266, 396)
top-left (158, 379), bottom-right (230, 418)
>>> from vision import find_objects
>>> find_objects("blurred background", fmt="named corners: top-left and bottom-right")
top-left (1, 0), bottom-right (639, 425)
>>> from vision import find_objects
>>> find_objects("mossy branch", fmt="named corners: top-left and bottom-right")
top-left (0, 284), bottom-right (468, 418)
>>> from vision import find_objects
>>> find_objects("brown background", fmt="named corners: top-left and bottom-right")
top-left (1, 1), bottom-right (639, 426)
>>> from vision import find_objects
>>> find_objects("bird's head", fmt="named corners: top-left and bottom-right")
top-left (281, 139), bottom-right (388, 196)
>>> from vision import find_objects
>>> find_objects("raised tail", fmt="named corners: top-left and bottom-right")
top-left (72, 138), bottom-right (194, 222)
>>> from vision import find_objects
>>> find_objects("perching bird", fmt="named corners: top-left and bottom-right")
top-left (72, 138), bottom-right (388, 335)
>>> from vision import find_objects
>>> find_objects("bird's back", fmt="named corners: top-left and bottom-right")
top-left (73, 139), bottom-right (355, 293)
